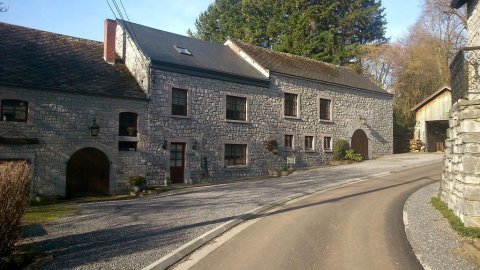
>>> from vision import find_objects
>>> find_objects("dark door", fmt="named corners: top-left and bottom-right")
top-left (170, 143), bottom-right (185, 184)
top-left (351, 129), bottom-right (369, 160)
top-left (66, 148), bottom-right (110, 198)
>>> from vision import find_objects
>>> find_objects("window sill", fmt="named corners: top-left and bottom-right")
top-left (224, 165), bottom-right (249, 171)
top-left (283, 148), bottom-right (295, 152)
top-left (303, 150), bottom-right (316, 153)
top-left (171, 115), bottom-right (191, 119)
top-left (226, 119), bottom-right (250, 124)
top-left (324, 150), bottom-right (333, 153)
top-left (284, 116), bottom-right (301, 120)
top-left (118, 136), bottom-right (139, 142)
top-left (319, 119), bottom-right (333, 123)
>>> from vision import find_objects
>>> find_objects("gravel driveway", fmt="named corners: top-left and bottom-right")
top-left (22, 153), bottom-right (442, 270)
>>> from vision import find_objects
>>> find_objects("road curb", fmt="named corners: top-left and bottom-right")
top-left (403, 187), bottom-right (433, 270)
top-left (142, 171), bottom-right (394, 270)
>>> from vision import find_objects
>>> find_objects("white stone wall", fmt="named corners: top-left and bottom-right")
top-left (145, 69), bottom-right (393, 183)
top-left (0, 86), bottom-right (149, 195)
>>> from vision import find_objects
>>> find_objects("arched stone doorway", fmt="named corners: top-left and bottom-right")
top-left (351, 129), bottom-right (369, 160)
top-left (66, 147), bottom-right (110, 198)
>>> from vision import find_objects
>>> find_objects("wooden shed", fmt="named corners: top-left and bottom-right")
top-left (411, 86), bottom-right (451, 152)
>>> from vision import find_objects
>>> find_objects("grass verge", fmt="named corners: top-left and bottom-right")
top-left (431, 197), bottom-right (480, 238)
top-left (22, 204), bottom-right (78, 225)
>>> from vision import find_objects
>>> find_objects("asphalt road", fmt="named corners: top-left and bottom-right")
top-left (186, 163), bottom-right (441, 270)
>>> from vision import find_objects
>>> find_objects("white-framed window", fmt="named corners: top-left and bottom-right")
top-left (285, 134), bottom-right (294, 149)
top-left (284, 93), bottom-right (299, 117)
top-left (319, 98), bottom-right (332, 121)
top-left (305, 136), bottom-right (314, 150)
top-left (224, 144), bottom-right (247, 167)
top-left (323, 136), bottom-right (332, 151)
top-left (226, 95), bottom-right (247, 121)
top-left (172, 88), bottom-right (188, 116)
top-left (1, 99), bottom-right (28, 122)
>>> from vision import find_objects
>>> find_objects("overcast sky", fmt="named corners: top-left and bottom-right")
top-left (0, 0), bottom-right (423, 42)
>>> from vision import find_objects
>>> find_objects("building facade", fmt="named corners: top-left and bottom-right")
top-left (0, 20), bottom-right (393, 197)
top-left (441, 0), bottom-right (480, 227)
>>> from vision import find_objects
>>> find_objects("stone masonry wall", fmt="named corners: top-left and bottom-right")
top-left (441, 0), bottom-right (480, 227)
top-left (145, 70), bottom-right (393, 183)
top-left (441, 100), bottom-right (480, 227)
top-left (0, 86), bottom-right (149, 195)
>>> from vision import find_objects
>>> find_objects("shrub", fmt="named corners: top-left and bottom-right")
top-left (345, 149), bottom-right (363, 161)
top-left (0, 161), bottom-right (31, 258)
top-left (129, 176), bottom-right (146, 187)
top-left (333, 139), bottom-right (350, 160)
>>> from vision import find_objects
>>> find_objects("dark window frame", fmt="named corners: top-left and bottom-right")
top-left (305, 136), bottom-right (314, 150)
top-left (226, 95), bottom-right (247, 121)
top-left (225, 144), bottom-right (247, 167)
top-left (1, 99), bottom-right (28, 122)
top-left (172, 88), bottom-right (188, 116)
top-left (284, 93), bottom-right (298, 117)
top-left (118, 141), bottom-right (138, 151)
top-left (319, 98), bottom-right (331, 121)
top-left (119, 112), bottom-right (138, 137)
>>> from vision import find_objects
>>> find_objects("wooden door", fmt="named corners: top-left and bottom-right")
top-left (170, 143), bottom-right (185, 184)
top-left (351, 129), bottom-right (369, 160)
top-left (66, 148), bottom-right (110, 198)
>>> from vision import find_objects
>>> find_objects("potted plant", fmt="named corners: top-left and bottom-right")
top-left (268, 168), bottom-right (281, 177)
top-left (129, 176), bottom-right (146, 192)
top-left (281, 164), bottom-right (290, 176)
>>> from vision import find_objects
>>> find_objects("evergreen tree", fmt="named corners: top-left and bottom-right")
top-left (191, 0), bottom-right (387, 66)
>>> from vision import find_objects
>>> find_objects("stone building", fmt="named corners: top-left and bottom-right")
top-left (0, 20), bottom-right (393, 197)
top-left (440, 0), bottom-right (480, 226)
top-left (411, 86), bottom-right (451, 152)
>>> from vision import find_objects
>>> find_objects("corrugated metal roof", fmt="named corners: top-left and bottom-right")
top-left (411, 86), bottom-right (451, 111)
top-left (0, 22), bottom-right (147, 100)
top-left (230, 39), bottom-right (390, 95)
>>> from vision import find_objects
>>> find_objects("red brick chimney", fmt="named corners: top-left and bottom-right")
top-left (104, 19), bottom-right (117, 64)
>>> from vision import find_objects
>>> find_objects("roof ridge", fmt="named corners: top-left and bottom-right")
top-left (230, 39), bottom-right (342, 70)
top-left (0, 21), bottom-right (102, 44)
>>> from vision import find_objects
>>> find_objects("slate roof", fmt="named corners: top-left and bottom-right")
top-left (229, 39), bottom-right (390, 95)
top-left (116, 20), bottom-right (269, 87)
top-left (0, 22), bottom-right (147, 100)
top-left (411, 86), bottom-right (451, 112)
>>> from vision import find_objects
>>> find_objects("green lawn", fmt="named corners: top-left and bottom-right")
top-left (22, 204), bottom-right (78, 225)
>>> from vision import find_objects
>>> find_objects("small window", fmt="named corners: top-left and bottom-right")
top-left (324, 136), bottom-right (332, 151)
top-left (118, 141), bottom-right (137, 151)
top-left (225, 144), bottom-right (247, 166)
top-left (285, 135), bottom-right (293, 149)
top-left (172, 88), bottom-right (188, 116)
top-left (284, 93), bottom-right (298, 117)
top-left (305, 136), bottom-right (314, 150)
top-left (320, 98), bottom-right (331, 120)
top-left (174, 45), bottom-right (192, 56)
top-left (1, 99), bottom-right (28, 122)
top-left (119, 112), bottom-right (138, 137)
top-left (226, 95), bottom-right (247, 121)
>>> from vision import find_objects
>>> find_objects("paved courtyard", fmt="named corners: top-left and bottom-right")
top-left (22, 153), bottom-right (442, 270)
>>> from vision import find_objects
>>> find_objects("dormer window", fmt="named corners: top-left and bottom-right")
top-left (174, 45), bottom-right (192, 56)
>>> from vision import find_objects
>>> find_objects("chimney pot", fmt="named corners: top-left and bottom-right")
top-left (104, 19), bottom-right (117, 64)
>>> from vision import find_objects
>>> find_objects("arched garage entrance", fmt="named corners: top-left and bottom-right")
top-left (66, 147), bottom-right (110, 198)
top-left (351, 129), bottom-right (369, 160)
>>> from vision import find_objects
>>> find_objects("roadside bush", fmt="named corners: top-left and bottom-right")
top-left (0, 161), bottom-right (31, 258)
top-left (129, 176), bottom-right (146, 187)
top-left (333, 139), bottom-right (350, 160)
top-left (345, 149), bottom-right (363, 161)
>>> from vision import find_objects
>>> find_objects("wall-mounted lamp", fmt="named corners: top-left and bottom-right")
top-left (89, 118), bottom-right (100, 137)
top-left (161, 138), bottom-right (167, 150)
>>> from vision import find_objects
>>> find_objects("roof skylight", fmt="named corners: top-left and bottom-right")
top-left (174, 45), bottom-right (192, 56)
